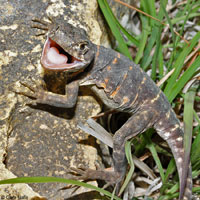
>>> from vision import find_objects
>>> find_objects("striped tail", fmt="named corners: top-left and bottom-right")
top-left (155, 111), bottom-right (192, 199)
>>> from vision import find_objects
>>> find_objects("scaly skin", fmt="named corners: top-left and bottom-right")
top-left (19, 18), bottom-right (192, 199)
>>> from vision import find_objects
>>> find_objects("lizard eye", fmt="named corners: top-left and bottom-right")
top-left (78, 42), bottom-right (89, 53)
top-left (80, 43), bottom-right (86, 50)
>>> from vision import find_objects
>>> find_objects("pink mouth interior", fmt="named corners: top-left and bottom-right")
top-left (41, 38), bottom-right (81, 70)
top-left (47, 46), bottom-right (68, 65)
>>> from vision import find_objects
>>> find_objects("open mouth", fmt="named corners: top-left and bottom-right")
top-left (41, 37), bottom-right (84, 71)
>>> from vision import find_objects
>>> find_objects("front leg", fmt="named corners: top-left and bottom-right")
top-left (17, 79), bottom-right (79, 108)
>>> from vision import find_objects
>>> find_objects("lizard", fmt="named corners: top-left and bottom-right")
top-left (18, 18), bottom-right (192, 199)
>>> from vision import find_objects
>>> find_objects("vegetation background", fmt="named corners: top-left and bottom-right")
top-left (0, 0), bottom-right (199, 199)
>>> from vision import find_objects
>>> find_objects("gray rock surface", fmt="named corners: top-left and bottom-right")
top-left (0, 0), bottom-right (132, 199)
top-left (0, 0), bottom-right (105, 199)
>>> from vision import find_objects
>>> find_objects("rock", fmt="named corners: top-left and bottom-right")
top-left (0, 0), bottom-right (135, 198)
top-left (0, 0), bottom-right (106, 199)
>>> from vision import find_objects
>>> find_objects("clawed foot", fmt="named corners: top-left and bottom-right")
top-left (67, 167), bottom-right (124, 194)
top-left (68, 167), bottom-right (115, 182)
top-left (13, 77), bottom-right (47, 104)
top-left (31, 16), bottom-right (56, 36)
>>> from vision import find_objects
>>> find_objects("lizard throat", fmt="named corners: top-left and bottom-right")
top-left (41, 37), bottom-right (85, 71)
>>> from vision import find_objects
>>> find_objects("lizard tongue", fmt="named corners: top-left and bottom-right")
top-left (47, 47), bottom-right (68, 64)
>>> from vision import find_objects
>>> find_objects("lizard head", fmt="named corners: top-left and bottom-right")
top-left (41, 23), bottom-right (95, 72)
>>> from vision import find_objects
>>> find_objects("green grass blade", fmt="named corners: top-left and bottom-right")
top-left (141, 0), bottom-right (167, 70)
top-left (0, 176), bottom-right (122, 200)
top-left (158, 43), bottom-right (164, 78)
top-left (171, 11), bottom-right (200, 25)
top-left (160, 159), bottom-right (176, 197)
top-left (161, 1), bottom-right (176, 70)
top-left (98, 0), bottom-right (139, 47)
top-left (101, 1), bottom-right (140, 47)
top-left (134, 13), bottom-right (150, 64)
top-left (191, 125), bottom-right (200, 165)
top-left (97, 0), bottom-right (132, 60)
top-left (119, 140), bottom-right (135, 195)
top-left (191, 89), bottom-right (200, 166)
top-left (147, 0), bottom-right (156, 26)
top-left (135, 0), bottom-right (162, 65)
top-left (140, 26), bottom-right (158, 70)
top-left (151, 29), bottom-right (162, 80)
top-left (183, 82), bottom-right (198, 166)
top-left (194, 110), bottom-right (200, 125)
top-left (164, 32), bottom-right (200, 98)
top-left (144, 132), bottom-right (165, 182)
top-left (174, 0), bottom-right (195, 46)
top-left (117, 25), bottom-right (139, 48)
top-left (167, 55), bottom-right (200, 102)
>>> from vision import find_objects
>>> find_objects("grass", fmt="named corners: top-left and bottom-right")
top-left (0, 0), bottom-right (200, 199)
top-left (98, 0), bottom-right (200, 199)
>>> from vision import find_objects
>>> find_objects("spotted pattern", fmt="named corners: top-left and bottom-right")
top-left (107, 65), bottom-right (111, 71)
top-left (121, 96), bottom-right (129, 105)
top-left (141, 77), bottom-right (147, 84)
top-left (164, 132), bottom-right (170, 139)
top-left (110, 86), bottom-right (121, 98)
top-left (150, 91), bottom-right (161, 103)
top-left (95, 45), bottom-right (100, 60)
top-left (104, 78), bottom-right (109, 84)
top-left (174, 147), bottom-right (179, 153)
top-left (176, 137), bottom-right (183, 142)
top-left (178, 157), bottom-right (183, 163)
top-left (171, 124), bottom-right (179, 131)
top-left (100, 82), bottom-right (106, 89)
top-left (112, 58), bottom-right (118, 64)
top-left (123, 73), bottom-right (128, 80)
top-left (129, 93), bottom-right (138, 107)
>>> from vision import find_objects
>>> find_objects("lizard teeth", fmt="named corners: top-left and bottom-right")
top-left (47, 47), bottom-right (68, 64)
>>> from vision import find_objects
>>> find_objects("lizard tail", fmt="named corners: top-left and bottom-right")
top-left (156, 121), bottom-right (192, 199)
top-left (181, 164), bottom-right (192, 200)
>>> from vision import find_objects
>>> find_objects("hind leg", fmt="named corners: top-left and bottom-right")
top-left (112, 111), bottom-right (154, 192)
top-left (70, 110), bottom-right (154, 193)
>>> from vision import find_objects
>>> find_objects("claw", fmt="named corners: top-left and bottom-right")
top-left (31, 24), bottom-right (48, 31)
top-left (32, 18), bottom-right (50, 26)
top-left (58, 184), bottom-right (80, 191)
top-left (14, 77), bottom-right (46, 101)
top-left (20, 77), bottom-right (45, 90)
top-left (47, 15), bottom-right (55, 24)
top-left (38, 79), bottom-right (47, 90)
top-left (70, 167), bottom-right (86, 174)
top-left (102, 182), bottom-right (114, 190)
top-left (19, 81), bottom-right (36, 93)
top-left (31, 16), bottom-right (54, 34)
top-left (31, 17), bottom-right (51, 36)
top-left (15, 90), bottom-right (37, 99)
top-left (66, 166), bottom-right (125, 196)
top-left (68, 167), bottom-right (92, 180)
